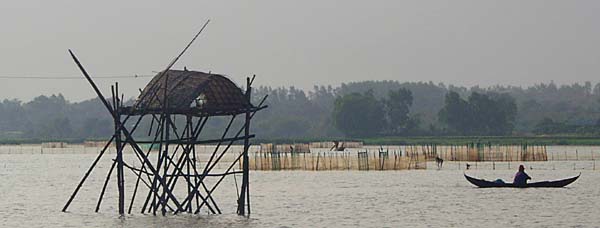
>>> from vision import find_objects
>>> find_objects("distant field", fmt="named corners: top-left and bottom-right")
top-left (256, 136), bottom-right (600, 146)
top-left (0, 138), bottom-right (86, 145)
top-left (2, 136), bottom-right (600, 145)
top-left (362, 136), bottom-right (600, 145)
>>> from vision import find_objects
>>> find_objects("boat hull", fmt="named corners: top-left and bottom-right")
top-left (464, 174), bottom-right (580, 188)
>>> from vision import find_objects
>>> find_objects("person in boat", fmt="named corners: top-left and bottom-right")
top-left (513, 165), bottom-right (531, 186)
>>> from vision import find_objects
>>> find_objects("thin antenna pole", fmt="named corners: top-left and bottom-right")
top-left (141, 19), bottom-right (211, 107)
top-left (163, 19), bottom-right (210, 73)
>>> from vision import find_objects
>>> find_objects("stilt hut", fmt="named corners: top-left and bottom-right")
top-left (62, 64), bottom-right (267, 215)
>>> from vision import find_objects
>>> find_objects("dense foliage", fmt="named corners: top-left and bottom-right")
top-left (331, 88), bottom-right (415, 137)
top-left (1, 81), bottom-right (600, 141)
top-left (0, 95), bottom-right (112, 140)
top-left (332, 91), bottom-right (385, 137)
top-left (439, 91), bottom-right (517, 135)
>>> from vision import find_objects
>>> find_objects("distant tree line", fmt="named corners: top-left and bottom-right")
top-left (438, 91), bottom-right (517, 136)
top-left (332, 89), bottom-right (416, 137)
top-left (1, 81), bottom-right (600, 141)
top-left (533, 118), bottom-right (600, 136)
top-left (0, 94), bottom-right (113, 140)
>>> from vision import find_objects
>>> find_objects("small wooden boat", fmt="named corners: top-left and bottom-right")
top-left (464, 173), bottom-right (580, 188)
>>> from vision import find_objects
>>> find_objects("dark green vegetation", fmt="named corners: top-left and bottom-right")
top-left (438, 91), bottom-right (517, 136)
top-left (332, 88), bottom-right (415, 137)
top-left (252, 136), bottom-right (600, 145)
top-left (1, 81), bottom-right (600, 143)
top-left (333, 91), bottom-right (386, 137)
top-left (0, 94), bottom-right (112, 142)
top-left (361, 136), bottom-right (600, 146)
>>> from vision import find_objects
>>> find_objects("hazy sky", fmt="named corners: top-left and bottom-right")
top-left (1, 1), bottom-right (599, 101)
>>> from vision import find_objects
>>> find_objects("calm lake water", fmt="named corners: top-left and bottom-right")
top-left (1, 149), bottom-right (599, 227)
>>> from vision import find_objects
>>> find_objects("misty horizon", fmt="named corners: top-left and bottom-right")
top-left (1, 1), bottom-right (599, 101)
top-left (1, 76), bottom-right (598, 102)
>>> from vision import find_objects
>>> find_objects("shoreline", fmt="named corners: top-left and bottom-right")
top-left (2, 136), bottom-right (600, 146)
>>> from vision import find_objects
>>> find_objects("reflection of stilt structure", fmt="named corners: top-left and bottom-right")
top-left (61, 24), bottom-right (267, 216)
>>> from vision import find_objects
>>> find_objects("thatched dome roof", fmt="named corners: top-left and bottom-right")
top-left (129, 70), bottom-right (251, 115)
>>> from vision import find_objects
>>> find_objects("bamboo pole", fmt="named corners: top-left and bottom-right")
top-left (112, 84), bottom-right (126, 215)
top-left (68, 50), bottom-right (183, 213)
top-left (96, 159), bottom-right (117, 212)
top-left (62, 136), bottom-right (115, 212)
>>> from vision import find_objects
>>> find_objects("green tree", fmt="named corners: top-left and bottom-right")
top-left (439, 91), bottom-right (517, 135)
top-left (333, 91), bottom-right (385, 137)
top-left (467, 92), bottom-right (492, 134)
top-left (383, 88), bottom-right (413, 134)
top-left (487, 93), bottom-right (517, 135)
top-left (438, 91), bottom-right (471, 135)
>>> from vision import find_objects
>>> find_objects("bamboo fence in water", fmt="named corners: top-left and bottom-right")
top-left (431, 143), bottom-right (548, 162)
top-left (361, 143), bottom-right (549, 162)
top-left (246, 144), bottom-right (427, 171)
top-left (246, 143), bottom-right (551, 171)
top-left (0, 142), bottom-right (567, 164)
